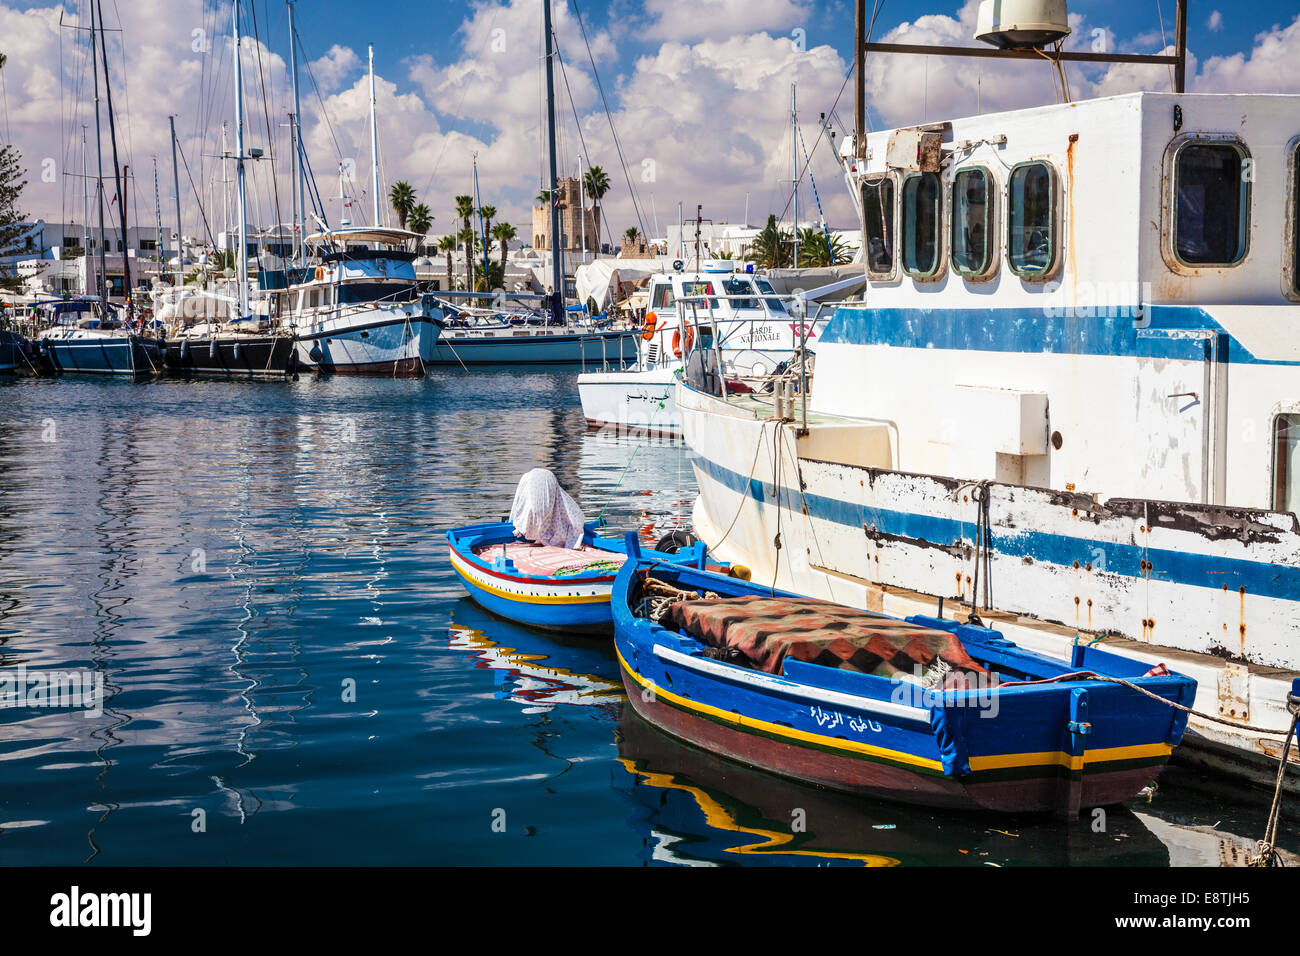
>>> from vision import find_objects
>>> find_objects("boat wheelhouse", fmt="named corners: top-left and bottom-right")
top-left (272, 226), bottom-right (445, 377)
top-left (578, 265), bottom-right (821, 436)
top-left (677, 87), bottom-right (1300, 792)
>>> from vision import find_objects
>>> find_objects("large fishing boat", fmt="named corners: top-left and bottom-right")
top-left (675, 0), bottom-right (1300, 792)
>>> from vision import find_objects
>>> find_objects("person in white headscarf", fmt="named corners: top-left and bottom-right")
top-left (509, 468), bottom-right (587, 550)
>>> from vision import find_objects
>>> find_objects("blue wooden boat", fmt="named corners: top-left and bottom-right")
top-left (446, 520), bottom-right (707, 634)
top-left (613, 535), bottom-right (1198, 816)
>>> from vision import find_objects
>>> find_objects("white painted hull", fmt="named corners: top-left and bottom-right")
top-left (677, 379), bottom-right (1300, 793)
top-left (291, 307), bottom-right (439, 376)
top-left (577, 367), bottom-right (682, 436)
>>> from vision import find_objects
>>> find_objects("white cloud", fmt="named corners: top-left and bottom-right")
top-left (309, 45), bottom-right (361, 94)
top-left (1208, 10), bottom-right (1224, 32)
top-left (6, 0), bottom-right (1299, 250)
top-left (640, 0), bottom-right (813, 43)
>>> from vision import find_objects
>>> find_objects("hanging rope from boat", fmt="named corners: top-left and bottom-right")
top-left (1249, 686), bottom-right (1300, 867)
top-left (955, 480), bottom-right (993, 625)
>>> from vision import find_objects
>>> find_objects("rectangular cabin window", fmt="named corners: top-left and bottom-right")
top-left (651, 284), bottom-right (675, 310)
top-left (1275, 415), bottom-right (1300, 516)
top-left (860, 177), bottom-right (895, 277)
top-left (1174, 143), bottom-right (1249, 267)
top-left (951, 167), bottom-right (992, 277)
top-left (1292, 144), bottom-right (1300, 295)
top-left (1008, 161), bottom-right (1057, 277)
top-left (901, 172), bottom-right (940, 278)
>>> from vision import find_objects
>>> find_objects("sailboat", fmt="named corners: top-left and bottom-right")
top-left (273, 44), bottom-right (444, 376)
top-left (161, 0), bottom-right (295, 379)
top-left (39, 0), bottom-right (161, 378)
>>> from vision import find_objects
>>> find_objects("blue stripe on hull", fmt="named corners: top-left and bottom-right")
top-left (432, 332), bottom-right (640, 365)
top-left (693, 454), bottom-right (1300, 603)
top-left (821, 304), bottom-right (1297, 366)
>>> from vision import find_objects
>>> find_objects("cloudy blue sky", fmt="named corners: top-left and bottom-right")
top-left (3, 0), bottom-right (1299, 241)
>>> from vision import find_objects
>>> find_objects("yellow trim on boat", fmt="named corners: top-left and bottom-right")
top-left (618, 646), bottom-right (944, 772)
top-left (450, 554), bottom-right (611, 606)
top-left (618, 647), bottom-right (1172, 774)
top-left (968, 741), bottom-right (1172, 773)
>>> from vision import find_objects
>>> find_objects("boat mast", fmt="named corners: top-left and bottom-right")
top-left (791, 83), bottom-right (799, 269)
top-left (233, 0), bottom-right (249, 318)
top-left (543, 0), bottom-right (564, 322)
top-left (89, 1), bottom-right (108, 313)
top-left (473, 154), bottom-right (490, 283)
top-left (80, 125), bottom-right (94, 298)
top-left (152, 156), bottom-right (163, 275)
top-left (288, 0), bottom-right (304, 265)
top-left (169, 115), bottom-right (183, 286)
top-left (96, 0), bottom-right (133, 325)
top-left (369, 44), bottom-right (380, 227)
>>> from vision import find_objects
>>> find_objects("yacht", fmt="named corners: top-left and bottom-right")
top-left (272, 227), bottom-right (446, 377)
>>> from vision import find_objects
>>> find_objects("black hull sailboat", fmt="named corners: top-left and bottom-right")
top-left (163, 333), bottom-right (297, 379)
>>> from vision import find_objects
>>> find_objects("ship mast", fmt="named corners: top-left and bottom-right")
top-left (543, 0), bottom-right (564, 323)
top-left (88, 1), bottom-right (108, 313)
top-left (232, 0), bottom-right (249, 319)
top-left (369, 44), bottom-right (380, 227)
top-left (288, 0), bottom-right (305, 265)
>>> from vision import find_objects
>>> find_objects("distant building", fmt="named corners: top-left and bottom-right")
top-left (531, 177), bottom-right (595, 254)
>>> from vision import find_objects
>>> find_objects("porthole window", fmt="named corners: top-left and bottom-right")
top-left (1173, 141), bottom-right (1250, 268)
top-left (1274, 414), bottom-right (1300, 516)
top-left (1008, 161), bottom-right (1058, 278)
top-left (860, 176), bottom-right (895, 278)
top-left (951, 167), bottom-right (993, 277)
top-left (901, 171), bottom-right (941, 278)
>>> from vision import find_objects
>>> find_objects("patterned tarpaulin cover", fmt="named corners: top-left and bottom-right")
top-left (509, 469), bottom-right (587, 550)
top-left (474, 542), bottom-right (625, 578)
top-left (663, 595), bottom-right (992, 687)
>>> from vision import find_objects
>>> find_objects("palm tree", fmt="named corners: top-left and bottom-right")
top-left (478, 203), bottom-right (496, 273)
top-left (456, 225), bottom-right (478, 291)
top-left (796, 227), bottom-right (853, 267)
top-left (492, 222), bottom-right (517, 276)
top-left (454, 194), bottom-right (476, 290)
top-left (407, 203), bottom-right (433, 252)
top-left (389, 180), bottom-right (416, 230)
top-left (536, 188), bottom-right (550, 206)
top-left (744, 214), bottom-right (792, 269)
top-left (582, 165), bottom-right (610, 254)
top-left (437, 233), bottom-right (458, 291)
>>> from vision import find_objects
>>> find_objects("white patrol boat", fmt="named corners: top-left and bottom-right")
top-left (578, 264), bottom-right (825, 437)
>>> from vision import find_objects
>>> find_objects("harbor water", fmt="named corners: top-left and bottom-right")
top-left (0, 370), bottom-right (1294, 866)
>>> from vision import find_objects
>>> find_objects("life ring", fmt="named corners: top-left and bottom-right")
top-left (672, 323), bottom-right (694, 358)
top-left (641, 311), bottom-right (658, 341)
top-left (314, 266), bottom-right (325, 282)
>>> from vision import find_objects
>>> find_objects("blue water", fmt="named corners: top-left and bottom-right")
top-left (0, 370), bottom-right (1294, 867)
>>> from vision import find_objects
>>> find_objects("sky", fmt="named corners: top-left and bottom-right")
top-left (3, 0), bottom-right (1300, 245)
